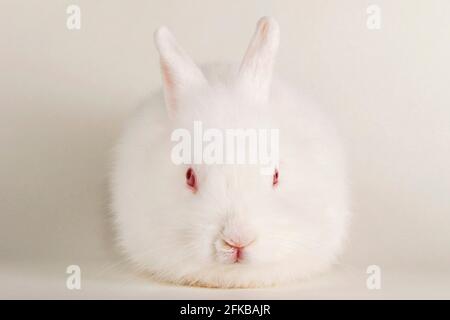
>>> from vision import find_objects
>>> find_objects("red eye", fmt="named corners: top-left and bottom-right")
top-left (273, 169), bottom-right (279, 186)
top-left (186, 168), bottom-right (197, 192)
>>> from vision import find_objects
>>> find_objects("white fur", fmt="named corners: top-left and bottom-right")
top-left (110, 17), bottom-right (350, 288)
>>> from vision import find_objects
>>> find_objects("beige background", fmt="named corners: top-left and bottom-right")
top-left (1, 0), bottom-right (449, 298)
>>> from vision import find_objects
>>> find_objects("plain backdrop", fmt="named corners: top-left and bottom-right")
top-left (1, 0), bottom-right (449, 298)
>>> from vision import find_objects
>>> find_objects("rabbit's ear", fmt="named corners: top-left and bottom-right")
top-left (238, 17), bottom-right (279, 103)
top-left (154, 26), bottom-right (206, 118)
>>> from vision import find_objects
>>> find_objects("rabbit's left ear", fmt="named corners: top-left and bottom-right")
top-left (238, 17), bottom-right (280, 104)
top-left (154, 26), bottom-right (206, 118)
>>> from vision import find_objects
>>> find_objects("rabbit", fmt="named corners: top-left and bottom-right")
top-left (110, 17), bottom-right (350, 288)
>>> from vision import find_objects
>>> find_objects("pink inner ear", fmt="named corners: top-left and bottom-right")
top-left (258, 19), bottom-right (269, 41)
top-left (161, 60), bottom-right (177, 113)
top-left (161, 61), bottom-right (173, 88)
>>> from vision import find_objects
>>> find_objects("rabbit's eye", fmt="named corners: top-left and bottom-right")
top-left (273, 169), bottom-right (279, 186)
top-left (186, 168), bottom-right (197, 192)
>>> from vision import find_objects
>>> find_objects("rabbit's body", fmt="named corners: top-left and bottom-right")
top-left (111, 18), bottom-right (350, 288)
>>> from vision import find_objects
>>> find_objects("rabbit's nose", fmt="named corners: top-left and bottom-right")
top-left (221, 238), bottom-right (254, 263)
top-left (223, 238), bottom-right (254, 249)
top-left (221, 215), bottom-right (257, 247)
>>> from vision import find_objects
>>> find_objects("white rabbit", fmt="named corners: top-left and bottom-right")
top-left (110, 17), bottom-right (350, 288)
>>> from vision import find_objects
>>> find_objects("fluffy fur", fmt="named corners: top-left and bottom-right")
top-left (110, 17), bottom-right (350, 288)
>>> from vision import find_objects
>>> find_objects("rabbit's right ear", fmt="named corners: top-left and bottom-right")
top-left (238, 17), bottom-right (280, 104)
top-left (154, 27), bottom-right (206, 118)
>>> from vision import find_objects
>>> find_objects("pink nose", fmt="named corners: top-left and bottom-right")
top-left (223, 240), bottom-right (247, 262)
